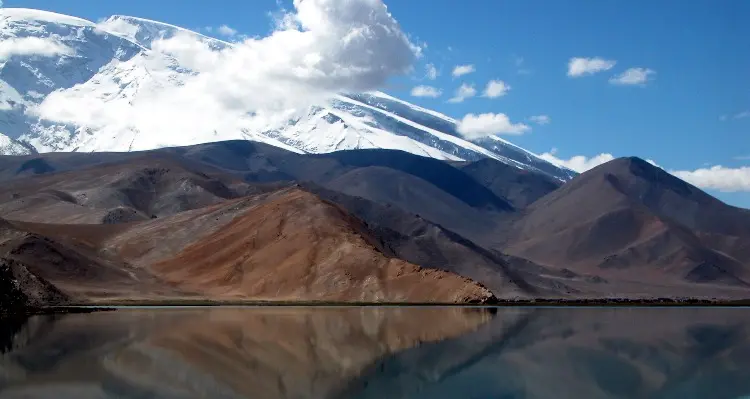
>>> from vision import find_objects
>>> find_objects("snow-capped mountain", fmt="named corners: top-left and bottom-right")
top-left (0, 8), bottom-right (575, 181)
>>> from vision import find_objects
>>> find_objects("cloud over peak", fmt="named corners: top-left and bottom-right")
top-left (456, 113), bottom-right (530, 139)
top-left (452, 64), bottom-right (475, 77)
top-left (540, 150), bottom-right (750, 192)
top-left (33, 0), bottom-right (421, 138)
top-left (0, 37), bottom-right (73, 60)
top-left (672, 166), bottom-right (750, 192)
top-left (567, 57), bottom-right (616, 77)
top-left (539, 150), bottom-right (615, 173)
top-left (609, 67), bottom-right (656, 85)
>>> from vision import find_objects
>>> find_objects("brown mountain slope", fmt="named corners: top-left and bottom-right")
top-left (305, 184), bottom-right (582, 298)
top-left (503, 157), bottom-right (750, 298)
top-left (3, 188), bottom-right (495, 305)
top-left (147, 189), bottom-right (495, 303)
top-left (0, 217), bottom-right (187, 308)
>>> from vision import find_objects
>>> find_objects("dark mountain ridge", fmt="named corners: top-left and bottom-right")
top-left (1, 144), bottom-right (749, 301)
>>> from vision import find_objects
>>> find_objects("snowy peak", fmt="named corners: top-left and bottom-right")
top-left (0, 7), bottom-right (575, 182)
top-left (0, 133), bottom-right (31, 155)
top-left (0, 8), bottom-right (94, 29)
top-left (98, 15), bottom-right (230, 50)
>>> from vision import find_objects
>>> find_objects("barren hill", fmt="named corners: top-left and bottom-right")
top-left (1, 187), bottom-right (496, 307)
top-left (504, 157), bottom-right (750, 298)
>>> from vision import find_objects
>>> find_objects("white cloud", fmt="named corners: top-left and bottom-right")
top-left (540, 150), bottom-right (750, 192)
top-left (720, 111), bottom-right (750, 121)
top-left (567, 57), bottom-right (616, 77)
top-left (217, 24), bottom-right (238, 37)
top-left (0, 37), bottom-right (73, 60)
top-left (0, 0), bottom-right (4, 7)
top-left (671, 166), bottom-right (750, 192)
top-left (410, 85), bottom-right (441, 98)
top-left (31, 0), bottom-right (420, 138)
top-left (539, 149), bottom-right (615, 173)
top-left (447, 83), bottom-right (476, 103)
top-left (456, 113), bottom-right (530, 139)
top-left (529, 115), bottom-right (551, 125)
top-left (425, 63), bottom-right (438, 80)
top-left (609, 67), bottom-right (656, 85)
top-left (482, 80), bottom-right (510, 98)
top-left (452, 64), bottom-right (475, 78)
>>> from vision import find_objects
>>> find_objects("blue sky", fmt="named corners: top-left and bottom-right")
top-left (5, 0), bottom-right (750, 207)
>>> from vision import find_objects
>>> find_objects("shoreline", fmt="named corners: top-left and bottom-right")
top-left (4, 298), bottom-right (750, 315)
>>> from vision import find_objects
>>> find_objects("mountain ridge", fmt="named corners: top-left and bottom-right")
top-left (2, 143), bottom-right (749, 301)
top-left (503, 155), bottom-right (750, 296)
top-left (0, 7), bottom-right (575, 181)
top-left (2, 7), bottom-right (749, 305)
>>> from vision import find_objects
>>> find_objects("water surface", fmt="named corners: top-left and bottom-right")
top-left (2, 306), bottom-right (750, 398)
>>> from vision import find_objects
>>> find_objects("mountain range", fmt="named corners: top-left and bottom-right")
top-left (1, 8), bottom-right (749, 308)
top-left (0, 8), bottom-right (574, 181)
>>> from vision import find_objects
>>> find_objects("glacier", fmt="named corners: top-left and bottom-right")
top-left (0, 8), bottom-right (575, 181)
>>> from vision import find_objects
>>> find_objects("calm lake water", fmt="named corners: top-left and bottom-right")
top-left (2, 306), bottom-right (750, 398)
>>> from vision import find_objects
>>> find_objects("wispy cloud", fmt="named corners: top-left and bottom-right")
top-left (482, 80), bottom-right (510, 98)
top-left (0, 37), bottom-right (73, 60)
top-left (609, 67), bottom-right (656, 86)
top-left (720, 111), bottom-right (750, 121)
top-left (447, 83), bottom-right (476, 103)
top-left (514, 55), bottom-right (531, 75)
top-left (202, 24), bottom-right (240, 38)
top-left (456, 113), bottom-right (530, 139)
top-left (217, 24), bottom-right (238, 37)
top-left (410, 85), bottom-right (442, 98)
top-left (672, 166), bottom-right (750, 192)
top-left (529, 115), bottom-right (551, 125)
top-left (452, 64), bottom-right (475, 78)
top-left (567, 57), bottom-right (616, 77)
top-left (425, 63), bottom-right (438, 80)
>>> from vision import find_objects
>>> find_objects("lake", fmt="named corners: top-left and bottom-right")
top-left (1, 306), bottom-right (750, 398)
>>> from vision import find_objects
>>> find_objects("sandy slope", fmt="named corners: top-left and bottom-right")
top-left (0, 188), bottom-right (495, 307)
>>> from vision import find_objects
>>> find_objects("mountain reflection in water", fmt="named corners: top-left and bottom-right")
top-left (1, 307), bottom-right (750, 399)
